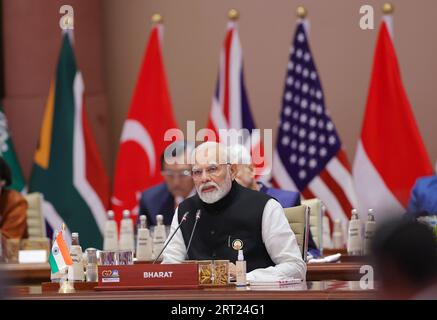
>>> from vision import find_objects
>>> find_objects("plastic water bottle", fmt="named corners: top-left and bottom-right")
top-left (68, 232), bottom-right (85, 282)
top-left (103, 210), bottom-right (118, 251)
top-left (119, 210), bottom-right (135, 253)
top-left (347, 209), bottom-right (363, 256)
top-left (152, 215), bottom-right (167, 261)
top-left (364, 209), bottom-right (376, 255)
top-left (136, 215), bottom-right (153, 261)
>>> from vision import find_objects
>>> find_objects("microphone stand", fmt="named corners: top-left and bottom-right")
top-left (185, 209), bottom-right (202, 260)
top-left (152, 211), bottom-right (189, 264)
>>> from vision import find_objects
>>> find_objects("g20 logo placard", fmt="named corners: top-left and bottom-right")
top-left (101, 270), bottom-right (113, 277)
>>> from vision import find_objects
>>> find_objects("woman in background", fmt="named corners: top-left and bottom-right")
top-left (0, 157), bottom-right (27, 239)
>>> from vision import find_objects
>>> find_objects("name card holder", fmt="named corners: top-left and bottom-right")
top-left (95, 263), bottom-right (199, 290)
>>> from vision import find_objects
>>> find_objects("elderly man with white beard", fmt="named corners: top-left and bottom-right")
top-left (162, 141), bottom-right (306, 282)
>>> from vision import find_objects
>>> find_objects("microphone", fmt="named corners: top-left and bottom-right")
top-left (153, 211), bottom-right (189, 264)
top-left (185, 209), bottom-right (202, 260)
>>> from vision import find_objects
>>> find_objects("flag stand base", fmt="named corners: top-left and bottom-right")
top-left (58, 279), bottom-right (76, 294)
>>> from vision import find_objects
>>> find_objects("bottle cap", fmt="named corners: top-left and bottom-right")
top-left (238, 249), bottom-right (244, 261)
top-left (140, 215), bottom-right (147, 228)
top-left (107, 210), bottom-right (114, 219)
top-left (368, 209), bottom-right (375, 221)
top-left (71, 232), bottom-right (80, 246)
top-left (123, 210), bottom-right (130, 218)
top-left (351, 209), bottom-right (358, 218)
top-left (85, 248), bottom-right (97, 264)
top-left (156, 214), bottom-right (164, 224)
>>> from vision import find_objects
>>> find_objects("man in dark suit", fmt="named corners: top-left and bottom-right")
top-left (139, 141), bottom-right (195, 226)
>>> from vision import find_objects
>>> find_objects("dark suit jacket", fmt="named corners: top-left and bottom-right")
top-left (258, 182), bottom-right (301, 207)
top-left (139, 183), bottom-right (175, 226)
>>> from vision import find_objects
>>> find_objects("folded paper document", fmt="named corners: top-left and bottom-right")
top-left (307, 253), bottom-right (342, 264)
top-left (249, 278), bottom-right (303, 287)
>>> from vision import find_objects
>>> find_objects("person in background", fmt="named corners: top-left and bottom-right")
top-left (139, 141), bottom-right (196, 226)
top-left (0, 157), bottom-right (28, 239)
top-left (407, 162), bottom-right (437, 214)
top-left (163, 142), bottom-right (306, 281)
top-left (371, 217), bottom-right (437, 299)
top-left (228, 144), bottom-right (300, 206)
top-left (227, 144), bottom-right (320, 257)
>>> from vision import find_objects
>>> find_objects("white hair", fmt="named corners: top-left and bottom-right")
top-left (227, 144), bottom-right (252, 165)
top-left (190, 141), bottom-right (229, 165)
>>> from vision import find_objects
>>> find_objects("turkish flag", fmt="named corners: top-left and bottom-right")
top-left (353, 21), bottom-right (432, 220)
top-left (112, 25), bottom-right (178, 226)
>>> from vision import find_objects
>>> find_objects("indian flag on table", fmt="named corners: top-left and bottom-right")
top-left (29, 31), bottom-right (110, 249)
top-left (49, 231), bottom-right (73, 274)
top-left (0, 105), bottom-right (26, 192)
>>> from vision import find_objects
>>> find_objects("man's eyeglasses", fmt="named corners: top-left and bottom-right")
top-left (161, 170), bottom-right (191, 178)
top-left (191, 164), bottom-right (228, 179)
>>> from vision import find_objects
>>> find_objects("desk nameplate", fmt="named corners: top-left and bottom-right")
top-left (95, 263), bottom-right (199, 290)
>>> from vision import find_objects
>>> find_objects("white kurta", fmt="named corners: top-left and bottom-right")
top-left (162, 198), bottom-right (307, 282)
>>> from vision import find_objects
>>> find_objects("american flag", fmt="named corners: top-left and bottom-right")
top-left (207, 21), bottom-right (269, 176)
top-left (272, 21), bottom-right (357, 231)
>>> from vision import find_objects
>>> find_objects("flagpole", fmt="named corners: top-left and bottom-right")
top-left (296, 6), bottom-right (310, 35)
top-left (61, 15), bottom-right (75, 45)
top-left (382, 2), bottom-right (394, 40)
top-left (151, 13), bottom-right (164, 44)
top-left (228, 8), bottom-right (239, 29)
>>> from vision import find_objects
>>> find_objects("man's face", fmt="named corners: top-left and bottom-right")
top-left (234, 164), bottom-right (255, 188)
top-left (162, 154), bottom-right (194, 198)
top-left (191, 146), bottom-right (236, 203)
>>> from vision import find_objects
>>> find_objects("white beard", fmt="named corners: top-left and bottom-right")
top-left (197, 172), bottom-right (232, 204)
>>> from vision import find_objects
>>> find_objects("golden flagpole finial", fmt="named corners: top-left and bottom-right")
top-left (151, 13), bottom-right (163, 24)
top-left (64, 17), bottom-right (72, 29)
top-left (228, 8), bottom-right (239, 21)
top-left (296, 6), bottom-right (308, 19)
top-left (382, 3), bottom-right (394, 14)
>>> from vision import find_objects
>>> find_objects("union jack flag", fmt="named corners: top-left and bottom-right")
top-left (206, 20), bottom-right (269, 176)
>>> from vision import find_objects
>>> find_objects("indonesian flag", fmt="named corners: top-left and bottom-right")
top-left (353, 18), bottom-right (433, 220)
top-left (112, 24), bottom-right (178, 225)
